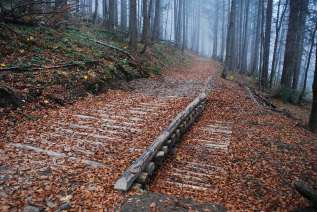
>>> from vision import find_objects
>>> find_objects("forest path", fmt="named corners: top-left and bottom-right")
top-left (0, 56), bottom-right (214, 210)
top-left (149, 62), bottom-right (317, 211)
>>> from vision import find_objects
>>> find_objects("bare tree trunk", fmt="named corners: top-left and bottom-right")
top-left (281, 0), bottom-right (309, 89)
top-left (93, 0), bottom-right (98, 24)
top-left (121, 0), bottom-right (127, 30)
top-left (212, 0), bottom-right (219, 59)
top-left (241, 0), bottom-right (250, 73)
top-left (220, 0), bottom-right (227, 62)
top-left (109, 0), bottom-right (115, 30)
top-left (260, 0), bottom-right (273, 89)
top-left (250, 0), bottom-right (262, 76)
top-left (223, 0), bottom-right (236, 78)
top-left (269, 0), bottom-right (288, 88)
top-left (309, 41), bottom-right (317, 132)
top-left (299, 23), bottom-right (317, 103)
top-left (141, 0), bottom-right (150, 53)
top-left (181, 0), bottom-right (187, 52)
top-left (152, 0), bottom-right (161, 41)
top-left (129, 0), bottom-right (138, 50)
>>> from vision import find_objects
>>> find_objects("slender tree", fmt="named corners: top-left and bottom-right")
top-left (129, 0), bottom-right (138, 50)
top-left (223, 0), bottom-right (236, 78)
top-left (212, 0), bottom-right (219, 59)
top-left (93, 0), bottom-right (98, 24)
top-left (260, 0), bottom-right (273, 88)
top-left (309, 41), bottom-right (317, 132)
top-left (241, 0), bottom-right (250, 72)
top-left (270, 0), bottom-right (288, 88)
top-left (299, 22), bottom-right (317, 103)
top-left (250, 0), bottom-right (262, 75)
top-left (121, 0), bottom-right (128, 30)
top-left (141, 0), bottom-right (151, 53)
top-left (152, 0), bottom-right (161, 41)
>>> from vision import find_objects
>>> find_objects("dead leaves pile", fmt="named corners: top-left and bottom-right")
top-left (0, 90), bottom-right (190, 210)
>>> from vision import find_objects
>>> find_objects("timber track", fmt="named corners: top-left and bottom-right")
top-left (0, 57), bottom-right (216, 210)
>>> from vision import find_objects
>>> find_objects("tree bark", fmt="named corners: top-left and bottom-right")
top-left (250, 0), bottom-right (262, 76)
top-left (223, 0), bottom-right (236, 78)
top-left (299, 23), bottom-right (317, 103)
top-left (270, 0), bottom-right (288, 88)
top-left (108, 0), bottom-right (115, 30)
top-left (93, 0), bottom-right (98, 24)
top-left (260, 0), bottom-right (273, 89)
top-left (281, 0), bottom-right (308, 89)
top-left (141, 0), bottom-right (150, 53)
top-left (241, 0), bottom-right (250, 72)
top-left (129, 0), bottom-right (138, 50)
top-left (212, 0), bottom-right (219, 59)
top-left (309, 40), bottom-right (317, 132)
top-left (152, 0), bottom-right (161, 41)
top-left (121, 0), bottom-right (127, 30)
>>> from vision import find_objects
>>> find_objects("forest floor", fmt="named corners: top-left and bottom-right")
top-left (1, 26), bottom-right (317, 210)
top-left (128, 57), bottom-right (317, 211)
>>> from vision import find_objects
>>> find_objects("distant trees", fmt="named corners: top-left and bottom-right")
top-left (1, 0), bottom-right (316, 131)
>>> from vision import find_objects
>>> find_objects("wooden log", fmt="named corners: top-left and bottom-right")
top-left (295, 181), bottom-right (317, 206)
top-left (155, 151), bottom-right (165, 166)
top-left (90, 39), bottom-right (136, 61)
top-left (0, 60), bottom-right (100, 73)
top-left (146, 162), bottom-right (155, 176)
top-left (136, 172), bottom-right (149, 184)
top-left (162, 146), bottom-right (169, 154)
top-left (166, 139), bottom-right (174, 148)
top-left (114, 93), bottom-right (207, 191)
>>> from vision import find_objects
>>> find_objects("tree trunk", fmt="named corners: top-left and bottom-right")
top-left (129, 0), bottom-right (138, 50)
top-left (250, 0), bottom-right (262, 75)
top-left (212, 0), bottom-right (219, 59)
top-left (309, 34), bottom-right (317, 132)
top-left (152, 0), bottom-right (161, 41)
top-left (281, 0), bottom-right (308, 89)
top-left (241, 0), bottom-right (250, 72)
top-left (260, 0), bottom-right (273, 89)
top-left (220, 0), bottom-right (227, 62)
top-left (103, 0), bottom-right (108, 23)
top-left (223, 0), bottom-right (236, 78)
top-left (93, 0), bottom-right (98, 24)
top-left (299, 23), bottom-right (317, 103)
top-left (141, 0), bottom-right (150, 53)
top-left (121, 0), bottom-right (127, 30)
top-left (270, 0), bottom-right (287, 88)
top-left (108, 0), bottom-right (115, 30)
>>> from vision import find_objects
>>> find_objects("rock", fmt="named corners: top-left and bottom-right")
top-left (0, 84), bottom-right (23, 108)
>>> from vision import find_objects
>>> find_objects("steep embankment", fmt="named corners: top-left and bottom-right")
top-left (0, 24), bottom-right (189, 108)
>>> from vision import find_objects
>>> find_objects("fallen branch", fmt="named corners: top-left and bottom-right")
top-left (0, 60), bottom-right (100, 73)
top-left (90, 39), bottom-right (136, 61)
